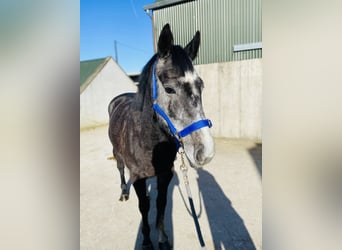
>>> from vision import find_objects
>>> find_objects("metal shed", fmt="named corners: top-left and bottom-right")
top-left (144, 0), bottom-right (262, 65)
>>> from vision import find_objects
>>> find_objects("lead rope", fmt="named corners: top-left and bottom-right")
top-left (178, 147), bottom-right (206, 250)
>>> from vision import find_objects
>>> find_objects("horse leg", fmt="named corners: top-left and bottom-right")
top-left (156, 170), bottom-right (173, 250)
top-left (134, 178), bottom-right (153, 250)
top-left (116, 154), bottom-right (129, 201)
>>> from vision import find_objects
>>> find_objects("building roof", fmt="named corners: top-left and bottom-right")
top-left (144, 0), bottom-right (195, 11)
top-left (80, 57), bottom-right (111, 93)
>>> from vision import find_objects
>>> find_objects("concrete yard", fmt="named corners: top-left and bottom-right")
top-left (80, 126), bottom-right (262, 250)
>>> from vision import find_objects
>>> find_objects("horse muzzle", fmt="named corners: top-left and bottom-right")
top-left (195, 144), bottom-right (214, 166)
top-left (183, 127), bottom-right (215, 168)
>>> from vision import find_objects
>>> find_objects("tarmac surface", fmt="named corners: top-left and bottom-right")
top-left (80, 126), bottom-right (262, 250)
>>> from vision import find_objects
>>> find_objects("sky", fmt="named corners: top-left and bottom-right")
top-left (80, 0), bottom-right (155, 73)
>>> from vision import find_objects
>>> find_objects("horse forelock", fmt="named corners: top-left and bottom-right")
top-left (134, 45), bottom-right (194, 110)
top-left (156, 46), bottom-right (194, 78)
top-left (170, 46), bottom-right (194, 75)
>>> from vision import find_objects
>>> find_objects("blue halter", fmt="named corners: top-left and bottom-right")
top-left (152, 62), bottom-right (212, 148)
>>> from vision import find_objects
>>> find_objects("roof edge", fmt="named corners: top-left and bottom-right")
top-left (80, 56), bottom-right (112, 94)
top-left (144, 0), bottom-right (195, 11)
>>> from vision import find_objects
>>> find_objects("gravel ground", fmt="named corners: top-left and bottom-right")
top-left (80, 126), bottom-right (262, 250)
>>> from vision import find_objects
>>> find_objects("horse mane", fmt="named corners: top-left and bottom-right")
top-left (132, 54), bottom-right (157, 111)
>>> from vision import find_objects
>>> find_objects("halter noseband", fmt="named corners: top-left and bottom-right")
top-left (152, 62), bottom-right (212, 148)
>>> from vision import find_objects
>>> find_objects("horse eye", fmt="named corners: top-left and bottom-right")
top-left (165, 87), bottom-right (176, 94)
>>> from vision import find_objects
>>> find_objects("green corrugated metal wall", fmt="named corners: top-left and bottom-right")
top-left (153, 0), bottom-right (262, 64)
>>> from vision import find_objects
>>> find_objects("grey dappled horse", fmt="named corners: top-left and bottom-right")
top-left (108, 24), bottom-right (214, 250)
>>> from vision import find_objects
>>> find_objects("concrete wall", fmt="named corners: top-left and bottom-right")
top-left (196, 58), bottom-right (262, 140)
top-left (80, 59), bottom-right (137, 129)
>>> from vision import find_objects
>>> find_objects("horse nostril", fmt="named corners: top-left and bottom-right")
top-left (195, 145), bottom-right (205, 165)
top-left (195, 144), bottom-right (214, 165)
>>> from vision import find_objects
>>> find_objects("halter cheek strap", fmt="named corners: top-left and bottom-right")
top-left (152, 62), bottom-right (212, 147)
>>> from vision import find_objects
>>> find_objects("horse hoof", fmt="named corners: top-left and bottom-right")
top-left (119, 193), bottom-right (129, 201)
top-left (142, 243), bottom-right (154, 250)
top-left (159, 241), bottom-right (172, 250)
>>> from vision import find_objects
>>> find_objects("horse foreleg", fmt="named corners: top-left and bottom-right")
top-left (134, 178), bottom-right (153, 250)
top-left (116, 156), bottom-right (129, 201)
top-left (156, 171), bottom-right (173, 250)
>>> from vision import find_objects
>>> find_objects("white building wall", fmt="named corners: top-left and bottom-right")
top-left (196, 59), bottom-right (262, 140)
top-left (80, 59), bottom-right (137, 128)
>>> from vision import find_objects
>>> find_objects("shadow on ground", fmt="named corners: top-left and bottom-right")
top-left (248, 143), bottom-right (262, 178)
top-left (133, 156), bottom-right (259, 249)
top-left (197, 168), bottom-right (256, 250)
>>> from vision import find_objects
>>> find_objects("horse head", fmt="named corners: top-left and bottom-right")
top-left (153, 24), bottom-right (215, 167)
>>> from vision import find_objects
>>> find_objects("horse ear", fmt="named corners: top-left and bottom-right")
top-left (184, 31), bottom-right (200, 60)
top-left (158, 23), bottom-right (174, 58)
